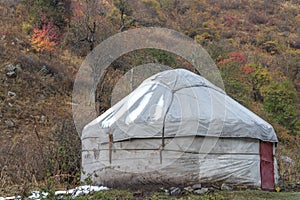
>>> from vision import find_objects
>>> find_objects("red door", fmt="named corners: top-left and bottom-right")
top-left (260, 141), bottom-right (275, 190)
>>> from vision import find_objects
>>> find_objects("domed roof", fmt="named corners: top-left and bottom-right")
top-left (83, 69), bottom-right (278, 143)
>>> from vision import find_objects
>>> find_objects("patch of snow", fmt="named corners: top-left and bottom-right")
top-left (28, 191), bottom-right (48, 199)
top-left (1, 185), bottom-right (108, 200)
top-left (54, 190), bottom-right (67, 195)
top-left (68, 185), bottom-right (108, 198)
top-left (0, 196), bottom-right (21, 200)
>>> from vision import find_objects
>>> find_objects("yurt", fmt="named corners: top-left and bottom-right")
top-left (81, 69), bottom-right (278, 190)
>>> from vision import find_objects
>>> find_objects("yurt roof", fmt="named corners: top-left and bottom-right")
top-left (82, 69), bottom-right (278, 143)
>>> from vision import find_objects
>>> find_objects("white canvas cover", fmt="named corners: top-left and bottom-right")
top-left (82, 69), bottom-right (278, 143)
top-left (82, 137), bottom-right (262, 186)
top-left (82, 69), bottom-right (278, 187)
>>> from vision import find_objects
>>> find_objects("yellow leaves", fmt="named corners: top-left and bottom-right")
top-left (252, 64), bottom-right (271, 82)
top-left (195, 33), bottom-right (210, 42)
top-left (22, 22), bottom-right (32, 34)
top-left (29, 18), bottom-right (61, 53)
top-left (275, 186), bottom-right (281, 192)
top-left (263, 40), bottom-right (280, 55)
top-left (30, 28), bottom-right (56, 52)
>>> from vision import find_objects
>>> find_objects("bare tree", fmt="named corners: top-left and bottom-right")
top-left (113, 0), bottom-right (133, 31)
top-left (70, 0), bottom-right (104, 52)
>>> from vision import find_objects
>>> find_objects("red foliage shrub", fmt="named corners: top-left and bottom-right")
top-left (241, 65), bottom-right (254, 74)
top-left (219, 51), bottom-right (247, 66)
top-left (30, 14), bottom-right (62, 53)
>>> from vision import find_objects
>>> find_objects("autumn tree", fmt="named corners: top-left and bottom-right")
top-left (22, 0), bottom-right (70, 54)
top-left (246, 63), bottom-right (271, 102)
top-left (30, 15), bottom-right (61, 53)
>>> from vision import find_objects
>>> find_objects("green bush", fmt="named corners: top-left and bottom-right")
top-left (22, 0), bottom-right (70, 29)
top-left (147, 48), bottom-right (177, 66)
top-left (263, 81), bottom-right (299, 134)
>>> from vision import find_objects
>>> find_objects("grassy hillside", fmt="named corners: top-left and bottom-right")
top-left (0, 0), bottom-right (299, 196)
